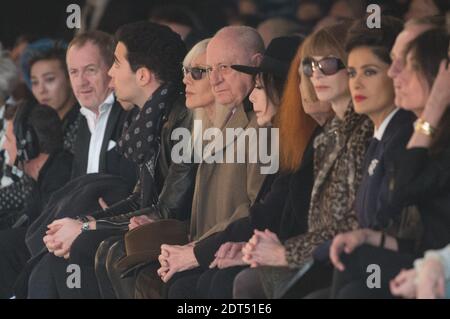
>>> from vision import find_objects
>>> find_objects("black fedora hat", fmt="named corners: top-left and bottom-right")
top-left (232, 35), bottom-right (303, 79)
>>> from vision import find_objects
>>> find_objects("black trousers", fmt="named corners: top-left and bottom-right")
top-left (0, 227), bottom-right (29, 299)
top-left (134, 261), bottom-right (198, 299)
top-left (164, 267), bottom-right (205, 299)
top-left (27, 228), bottom-right (123, 298)
top-left (233, 268), bottom-right (267, 299)
top-left (197, 267), bottom-right (247, 299)
top-left (233, 263), bottom-right (333, 299)
top-left (167, 266), bottom-right (247, 299)
top-left (330, 244), bottom-right (415, 299)
top-left (281, 261), bottom-right (333, 299)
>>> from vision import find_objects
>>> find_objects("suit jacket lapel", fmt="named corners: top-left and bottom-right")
top-left (98, 101), bottom-right (121, 172)
top-left (380, 109), bottom-right (415, 147)
top-left (76, 117), bottom-right (90, 175)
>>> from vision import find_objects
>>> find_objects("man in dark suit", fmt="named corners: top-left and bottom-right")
top-left (66, 31), bottom-right (138, 187)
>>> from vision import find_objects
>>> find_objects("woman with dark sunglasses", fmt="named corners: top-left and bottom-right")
top-left (238, 21), bottom-right (373, 298)
top-left (181, 38), bottom-right (226, 125)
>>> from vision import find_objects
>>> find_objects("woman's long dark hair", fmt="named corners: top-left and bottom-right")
top-left (260, 71), bottom-right (285, 110)
top-left (406, 28), bottom-right (450, 156)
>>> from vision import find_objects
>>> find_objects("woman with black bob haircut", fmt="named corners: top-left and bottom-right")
top-left (344, 16), bottom-right (416, 230)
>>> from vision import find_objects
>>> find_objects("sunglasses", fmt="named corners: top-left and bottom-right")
top-left (182, 66), bottom-right (209, 80)
top-left (302, 57), bottom-right (346, 77)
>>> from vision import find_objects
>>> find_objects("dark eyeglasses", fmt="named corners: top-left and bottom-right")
top-left (302, 57), bottom-right (346, 77)
top-left (182, 66), bottom-right (209, 80)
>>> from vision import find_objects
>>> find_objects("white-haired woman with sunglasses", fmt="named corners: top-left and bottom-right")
top-left (182, 39), bottom-right (216, 120)
top-left (240, 21), bottom-right (373, 298)
top-left (181, 39), bottom-right (229, 149)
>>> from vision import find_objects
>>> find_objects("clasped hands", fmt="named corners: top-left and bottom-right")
top-left (43, 197), bottom-right (108, 259)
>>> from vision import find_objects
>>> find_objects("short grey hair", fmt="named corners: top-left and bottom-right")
top-left (183, 38), bottom-right (211, 67)
top-left (0, 45), bottom-right (18, 103)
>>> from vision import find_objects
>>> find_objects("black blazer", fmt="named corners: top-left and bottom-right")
top-left (391, 141), bottom-right (450, 254)
top-left (25, 151), bottom-right (74, 224)
top-left (355, 109), bottom-right (415, 229)
top-left (193, 127), bottom-right (320, 268)
top-left (71, 101), bottom-right (138, 189)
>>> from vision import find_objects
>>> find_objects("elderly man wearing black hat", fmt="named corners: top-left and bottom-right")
top-left (163, 36), bottom-right (304, 299)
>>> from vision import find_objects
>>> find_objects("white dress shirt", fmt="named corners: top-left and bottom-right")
top-left (80, 93), bottom-right (114, 174)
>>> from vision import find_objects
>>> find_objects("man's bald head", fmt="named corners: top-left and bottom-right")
top-left (214, 26), bottom-right (264, 60)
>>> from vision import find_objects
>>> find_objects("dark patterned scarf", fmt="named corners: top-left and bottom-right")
top-left (117, 83), bottom-right (177, 165)
top-left (117, 82), bottom-right (181, 207)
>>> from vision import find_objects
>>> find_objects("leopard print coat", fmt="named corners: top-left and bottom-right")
top-left (284, 103), bottom-right (373, 268)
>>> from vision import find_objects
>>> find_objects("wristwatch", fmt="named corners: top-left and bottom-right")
top-left (414, 118), bottom-right (436, 136)
top-left (81, 221), bottom-right (90, 232)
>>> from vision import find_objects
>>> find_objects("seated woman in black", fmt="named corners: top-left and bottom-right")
top-left (0, 103), bottom-right (73, 298)
top-left (329, 28), bottom-right (450, 299)
top-left (346, 17), bottom-right (416, 231)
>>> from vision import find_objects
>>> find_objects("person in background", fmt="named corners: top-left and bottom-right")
top-left (391, 243), bottom-right (450, 299)
top-left (0, 102), bottom-right (73, 298)
top-left (149, 4), bottom-right (207, 50)
top-left (0, 47), bottom-right (19, 186)
top-left (28, 43), bottom-right (80, 153)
